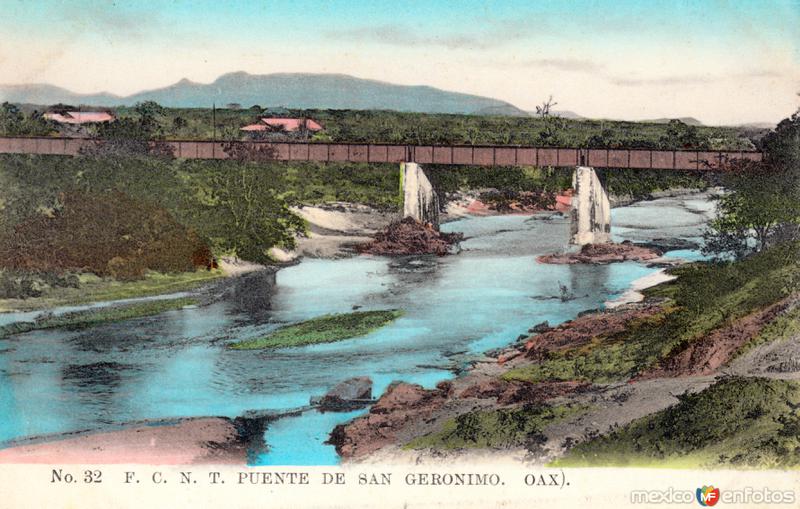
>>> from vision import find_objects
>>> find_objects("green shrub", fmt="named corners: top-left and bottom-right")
top-left (0, 190), bottom-right (212, 278)
top-left (406, 403), bottom-right (586, 451)
top-left (0, 270), bottom-right (79, 299)
top-left (556, 378), bottom-right (800, 468)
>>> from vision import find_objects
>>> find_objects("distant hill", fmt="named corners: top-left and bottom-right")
top-left (526, 110), bottom-right (585, 120)
top-left (553, 110), bottom-right (585, 120)
top-left (0, 72), bottom-right (525, 115)
top-left (645, 117), bottom-right (704, 126)
top-left (0, 84), bottom-right (121, 108)
top-left (733, 122), bottom-right (775, 130)
top-left (473, 104), bottom-right (530, 117)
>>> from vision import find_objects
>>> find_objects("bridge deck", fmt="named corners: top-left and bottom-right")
top-left (0, 136), bottom-right (762, 170)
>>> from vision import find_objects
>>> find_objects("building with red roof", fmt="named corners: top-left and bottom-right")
top-left (43, 111), bottom-right (115, 125)
top-left (240, 117), bottom-right (323, 133)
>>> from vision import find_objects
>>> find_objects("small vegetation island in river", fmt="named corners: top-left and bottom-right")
top-left (229, 310), bottom-right (404, 350)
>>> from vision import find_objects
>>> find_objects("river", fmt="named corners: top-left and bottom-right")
top-left (0, 193), bottom-right (715, 465)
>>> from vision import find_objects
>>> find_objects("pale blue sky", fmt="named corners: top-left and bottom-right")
top-left (1, 0), bottom-right (798, 123)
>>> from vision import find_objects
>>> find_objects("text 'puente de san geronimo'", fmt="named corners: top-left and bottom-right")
top-left (0, 136), bottom-right (764, 246)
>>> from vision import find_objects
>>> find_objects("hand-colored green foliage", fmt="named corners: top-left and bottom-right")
top-left (555, 377), bottom-right (800, 468)
top-left (600, 168), bottom-right (708, 199)
top-left (0, 190), bottom-right (212, 278)
top-left (0, 297), bottom-right (197, 338)
top-left (229, 309), bottom-right (403, 350)
top-left (703, 113), bottom-right (800, 259)
top-left (0, 270), bottom-right (221, 312)
top-left (425, 165), bottom-right (574, 195)
top-left (505, 242), bottom-right (800, 384)
top-left (0, 154), bottom-right (400, 267)
top-left (112, 106), bottom-right (754, 150)
top-left (703, 164), bottom-right (800, 259)
top-left (0, 102), bottom-right (54, 136)
top-left (736, 306), bottom-right (800, 357)
top-left (405, 403), bottom-right (586, 451)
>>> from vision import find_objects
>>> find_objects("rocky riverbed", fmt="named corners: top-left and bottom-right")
top-left (328, 290), bottom-right (800, 464)
top-left (537, 241), bottom-right (662, 265)
top-left (0, 191), bottom-right (740, 465)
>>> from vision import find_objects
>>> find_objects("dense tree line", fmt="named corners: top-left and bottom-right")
top-left (0, 99), bottom-right (755, 151)
top-left (703, 111), bottom-right (800, 259)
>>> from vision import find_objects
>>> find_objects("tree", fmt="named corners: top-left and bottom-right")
top-left (762, 111), bottom-right (800, 179)
top-left (659, 119), bottom-right (709, 150)
top-left (534, 96), bottom-right (566, 146)
top-left (535, 95), bottom-right (557, 118)
top-left (182, 156), bottom-right (305, 263)
top-left (703, 111), bottom-right (800, 259)
top-left (133, 100), bottom-right (167, 138)
top-left (0, 102), bottom-right (23, 135)
top-left (173, 116), bottom-right (188, 130)
top-left (82, 101), bottom-right (173, 158)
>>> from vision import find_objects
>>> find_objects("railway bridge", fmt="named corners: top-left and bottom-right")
top-left (0, 136), bottom-right (762, 245)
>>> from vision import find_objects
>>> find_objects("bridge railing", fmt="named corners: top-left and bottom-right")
top-left (0, 136), bottom-right (762, 171)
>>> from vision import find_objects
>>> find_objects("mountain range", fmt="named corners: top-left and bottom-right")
top-left (0, 72), bottom-right (526, 116)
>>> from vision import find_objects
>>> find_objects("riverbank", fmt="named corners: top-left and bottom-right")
top-left (0, 269), bottom-right (223, 313)
top-left (0, 191), bottom-right (753, 466)
top-left (0, 187), bottom-right (702, 315)
top-left (0, 417), bottom-right (247, 464)
top-left (330, 242), bottom-right (800, 467)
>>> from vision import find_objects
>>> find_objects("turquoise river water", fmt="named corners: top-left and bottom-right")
top-left (0, 194), bottom-right (715, 465)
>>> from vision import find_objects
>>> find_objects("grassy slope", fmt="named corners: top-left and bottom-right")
top-left (503, 243), bottom-right (800, 384)
top-left (0, 270), bottom-right (222, 313)
top-left (405, 403), bottom-right (587, 451)
top-left (736, 305), bottom-right (800, 357)
top-left (555, 377), bottom-right (800, 468)
top-left (0, 297), bottom-right (197, 338)
top-left (229, 309), bottom-right (403, 350)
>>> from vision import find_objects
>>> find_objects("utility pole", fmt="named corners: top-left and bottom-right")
top-left (212, 103), bottom-right (216, 141)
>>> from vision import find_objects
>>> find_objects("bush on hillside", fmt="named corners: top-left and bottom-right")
top-left (0, 270), bottom-right (80, 299)
top-left (0, 191), bottom-right (213, 279)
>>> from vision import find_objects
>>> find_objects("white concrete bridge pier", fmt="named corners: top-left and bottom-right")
top-left (571, 166), bottom-right (611, 245)
top-left (401, 162), bottom-right (440, 227)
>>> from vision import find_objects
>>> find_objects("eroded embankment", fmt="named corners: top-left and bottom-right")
top-left (330, 244), bottom-right (800, 465)
top-left (328, 303), bottom-right (665, 460)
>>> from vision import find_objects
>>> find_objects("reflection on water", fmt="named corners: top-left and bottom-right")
top-left (0, 194), bottom-right (713, 464)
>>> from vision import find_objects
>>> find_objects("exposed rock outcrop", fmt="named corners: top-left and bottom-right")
top-left (357, 217), bottom-right (463, 256)
top-left (638, 296), bottom-right (799, 379)
top-left (314, 376), bottom-right (373, 411)
top-left (328, 381), bottom-right (452, 458)
top-left (537, 241), bottom-right (661, 265)
top-left (457, 378), bottom-right (590, 405)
